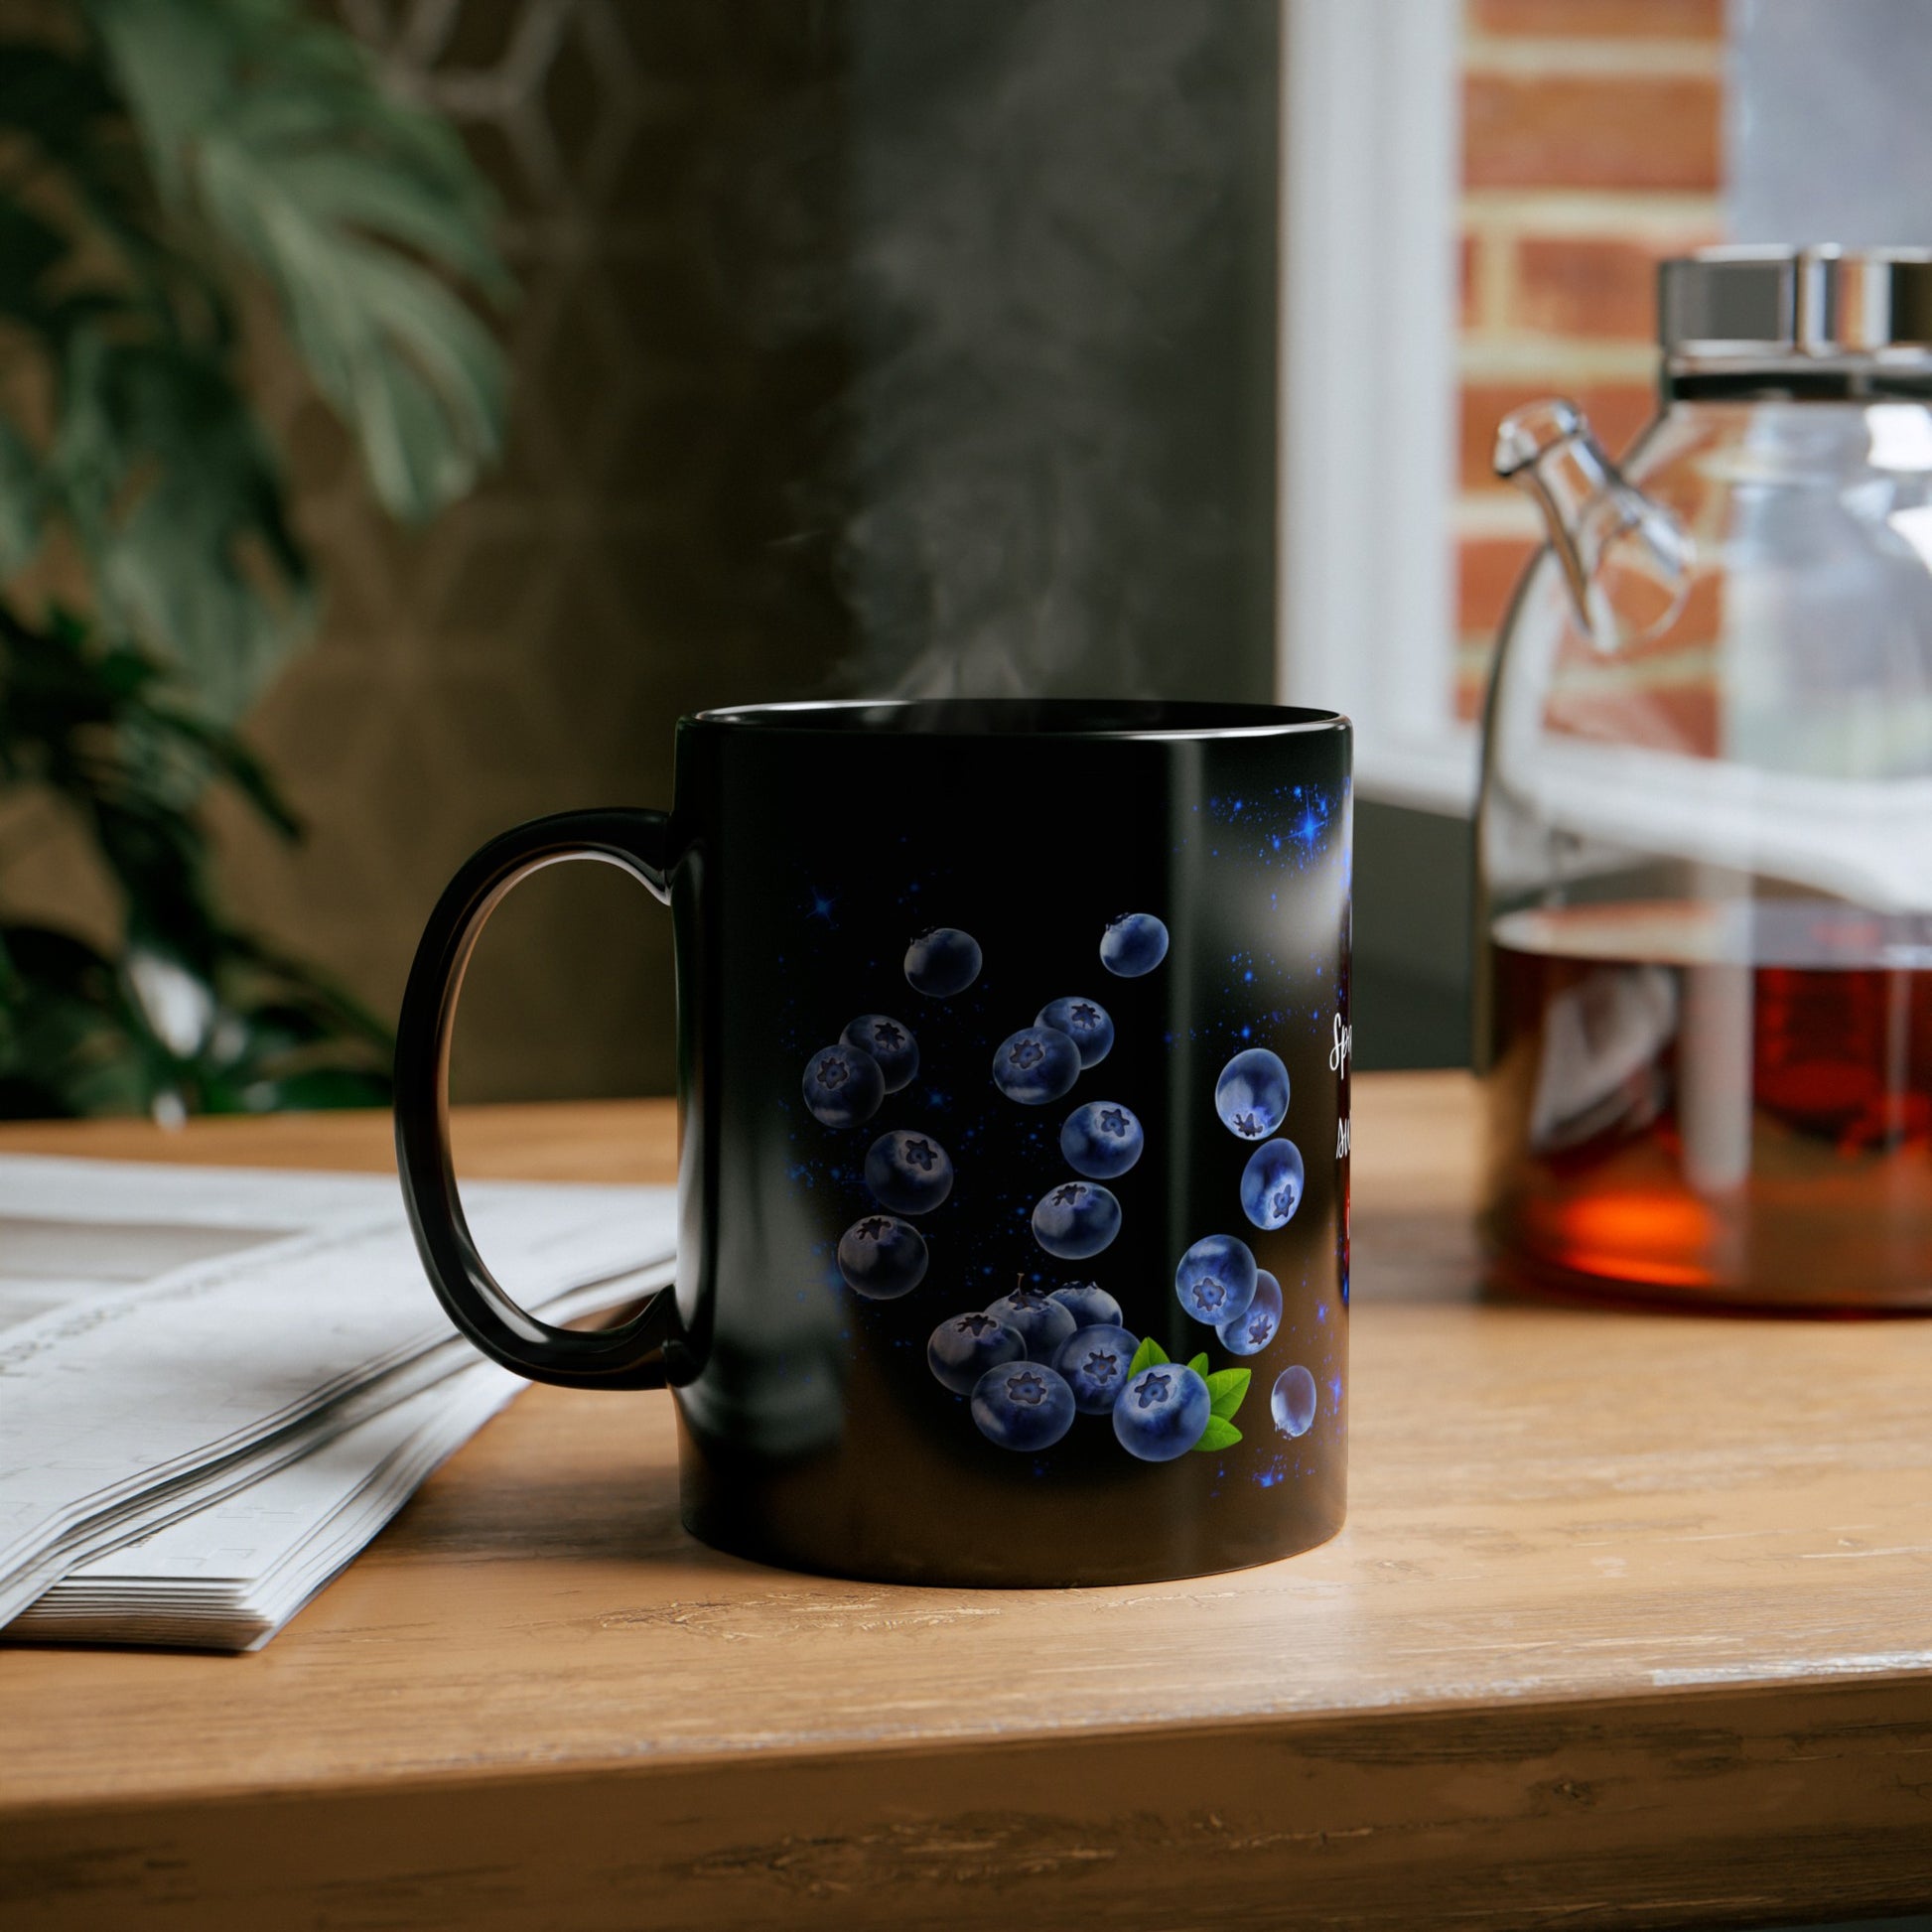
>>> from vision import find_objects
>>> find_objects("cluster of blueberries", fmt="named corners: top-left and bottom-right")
top-left (1179, 1045), bottom-right (1319, 1441)
top-left (803, 926), bottom-right (990, 1302)
top-left (928, 1280), bottom-right (1223, 1461)
top-left (1172, 1229), bottom-right (1313, 1441)
top-left (928, 910), bottom-right (1246, 1460)
top-left (932, 1235), bottom-right (1317, 1456)
top-left (802, 907), bottom-right (1324, 1458)
top-left (1212, 1047), bottom-right (1308, 1232)
top-left (988, 912), bottom-right (1170, 1266)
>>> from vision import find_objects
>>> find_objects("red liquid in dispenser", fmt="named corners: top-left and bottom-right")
top-left (1483, 900), bottom-right (1932, 1311)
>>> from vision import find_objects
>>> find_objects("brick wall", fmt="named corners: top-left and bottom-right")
top-left (1453, 0), bottom-right (1725, 720)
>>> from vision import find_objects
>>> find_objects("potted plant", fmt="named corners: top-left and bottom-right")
top-left (0, 0), bottom-right (508, 1116)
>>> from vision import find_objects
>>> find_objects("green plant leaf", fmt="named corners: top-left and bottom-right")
top-left (1128, 1335), bottom-right (1170, 1376)
top-left (148, 703), bottom-right (301, 837)
top-left (1186, 1352), bottom-right (1209, 1377)
top-left (92, 0), bottom-right (511, 525)
top-left (0, 32), bottom-right (213, 339)
top-left (0, 1), bottom-right (482, 1121)
top-left (0, 607), bottom-right (394, 1120)
top-left (1192, 1417), bottom-right (1242, 1453)
top-left (48, 329), bottom-right (314, 717)
top-left (1204, 1366), bottom-right (1252, 1421)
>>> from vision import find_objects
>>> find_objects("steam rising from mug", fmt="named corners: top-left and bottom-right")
top-left (836, 0), bottom-right (1277, 700)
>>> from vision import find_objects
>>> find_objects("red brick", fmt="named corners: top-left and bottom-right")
top-left (1516, 235), bottom-right (1711, 340)
top-left (1459, 379), bottom-right (1657, 490)
top-left (1461, 233), bottom-right (1480, 328)
top-left (1471, 0), bottom-right (1724, 37)
top-left (1457, 535), bottom-right (1540, 634)
top-left (1464, 73), bottom-right (1722, 192)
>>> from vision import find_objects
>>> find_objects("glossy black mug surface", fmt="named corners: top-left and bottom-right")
top-left (396, 699), bottom-right (1352, 1587)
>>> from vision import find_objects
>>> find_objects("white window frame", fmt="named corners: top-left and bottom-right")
top-left (1277, 0), bottom-right (1477, 816)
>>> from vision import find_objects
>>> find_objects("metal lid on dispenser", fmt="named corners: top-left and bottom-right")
top-left (1660, 246), bottom-right (1932, 377)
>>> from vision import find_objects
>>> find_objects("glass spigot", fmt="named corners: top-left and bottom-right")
top-left (1494, 397), bottom-right (1693, 651)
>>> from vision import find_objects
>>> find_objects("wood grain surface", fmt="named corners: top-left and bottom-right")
top-left (3, 1074), bottom-right (1930, 1931)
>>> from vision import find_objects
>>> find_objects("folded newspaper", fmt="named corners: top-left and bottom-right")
top-left (0, 1155), bottom-right (675, 1651)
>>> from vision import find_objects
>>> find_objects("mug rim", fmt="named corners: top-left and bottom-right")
top-left (687, 698), bottom-right (1349, 741)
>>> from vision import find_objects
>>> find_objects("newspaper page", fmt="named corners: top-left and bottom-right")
top-left (0, 1156), bottom-right (676, 1633)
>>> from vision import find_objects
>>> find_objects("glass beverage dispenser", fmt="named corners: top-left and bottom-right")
top-left (1478, 247), bottom-right (1932, 1311)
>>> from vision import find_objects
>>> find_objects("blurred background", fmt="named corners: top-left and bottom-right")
top-left (0, 0), bottom-right (1915, 1114)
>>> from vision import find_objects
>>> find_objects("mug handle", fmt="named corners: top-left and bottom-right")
top-left (394, 809), bottom-right (679, 1390)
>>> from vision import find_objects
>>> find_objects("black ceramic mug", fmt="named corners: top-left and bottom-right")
top-left (395, 699), bottom-right (1352, 1587)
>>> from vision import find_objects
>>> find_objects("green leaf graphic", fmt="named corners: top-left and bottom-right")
top-left (1192, 1417), bottom-right (1242, 1453)
top-left (1186, 1352), bottom-right (1209, 1377)
top-left (1204, 1367), bottom-right (1252, 1421)
top-left (1128, 1335), bottom-right (1169, 1376)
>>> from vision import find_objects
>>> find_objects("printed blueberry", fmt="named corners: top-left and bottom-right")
top-left (840, 1014), bottom-right (919, 1094)
top-left (928, 1311), bottom-right (1026, 1395)
top-left (904, 926), bottom-right (983, 998)
top-left (972, 1360), bottom-right (1076, 1450)
top-left (984, 1283), bottom-right (1078, 1362)
top-left (1174, 1232), bottom-right (1258, 1326)
top-left (1271, 1364), bottom-right (1318, 1439)
top-left (836, 1213), bottom-right (929, 1300)
top-left (1113, 1361), bottom-right (1211, 1461)
top-left (1049, 1282), bottom-right (1123, 1329)
top-left (863, 1128), bottom-right (954, 1215)
top-left (1059, 1100), bottom-right (1145, 1179)
top-left (1216, 1269), bottom-right (1282, 1354)
top-left (1035, 996), bottom-right (1114, 1068)
top-left (801, 1043), bottom-right (885, 1128)
top-left (991, 1026), bottom-right (1081, 1106)
top-left (1215, 1047), bottom-right (1290, 1140)
top-left (1240, 1138), bottom-right (1306, 1231)
top-left (1100, 912), bottom-right (1170, 978)
top-left (1031, 1179), bottom-right (1122, 1260)
top-left (1053, 1323), bottom-right (1142, 1415)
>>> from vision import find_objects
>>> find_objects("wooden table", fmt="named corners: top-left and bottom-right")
top-left (3, 1074), bottom-right (1929, 1931)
